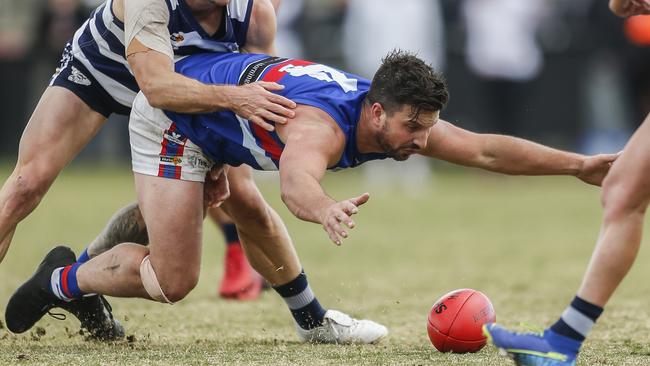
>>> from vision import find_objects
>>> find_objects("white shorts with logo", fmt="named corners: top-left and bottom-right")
top-left (129, 92), bottom-right (214, 182)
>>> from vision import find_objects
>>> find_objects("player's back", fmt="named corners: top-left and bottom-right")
top-left (164, 52), bottom-right (386, 171)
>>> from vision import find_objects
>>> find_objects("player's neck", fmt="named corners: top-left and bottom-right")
top-left (356, 102), bottom-right (382, 154)
top-left (186, 0), bottom-right (225, 34)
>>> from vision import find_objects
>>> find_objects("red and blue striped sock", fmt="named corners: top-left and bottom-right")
top-left (50, 263), bottom-right (85, 301)
top-left (76, 248), bottom-right (90, 263)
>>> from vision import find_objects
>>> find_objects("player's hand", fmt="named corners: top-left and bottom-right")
top-left (577, 152), bottom-right (620, 186)
top-left (204, 165), bottom-right (230, 208)
top-left (227, 82), bottom-right (297, 131)
top-left (319, 193), bottom-right (370, 246)
top-left (610, 0), bottom-right (650, 17)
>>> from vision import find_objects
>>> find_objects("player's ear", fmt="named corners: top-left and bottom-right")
top-left (370, 102), bottom-right (386, 128)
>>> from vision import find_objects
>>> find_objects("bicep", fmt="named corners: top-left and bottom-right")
top-left (280, 133), bottom-right (330, 183)
top-left (421, 120), bottom-right (484, 165)
top-left (242, 0), bottom-right (277, 54)
top-left (124, 0), bottom-right (173, 60)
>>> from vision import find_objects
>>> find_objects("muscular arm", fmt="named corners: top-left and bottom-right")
top-left (127, 43), bottom-right (240, 113)
top-left (278, 106), bottom-right (368, 245)
top-left (421, 120), bottom-right (617, 185)
top-left (278, 107), bottom-right (342, 223)
top-left (123, 0), bottom-right (294, 129)
top-left (242, 0), bottom-right (278, 55)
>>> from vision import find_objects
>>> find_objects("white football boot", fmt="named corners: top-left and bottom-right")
top-left (296, 309), bottom-right (388, 344)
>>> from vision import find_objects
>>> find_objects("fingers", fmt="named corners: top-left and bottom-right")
top-left (349, 192), bottom-right (370, 207)
top-left (248, 115), bottom-right (275, 132)
top-left (266, 96), bottom-right (296, 119)
top-left (256, 82), bottom-right (297, 108)
top-left (256, 81), bottom-right (285, 91)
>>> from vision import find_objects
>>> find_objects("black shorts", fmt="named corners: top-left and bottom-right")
top-left (49, 42), bottom-right (131, 118)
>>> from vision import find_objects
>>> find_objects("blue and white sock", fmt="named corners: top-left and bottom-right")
top-left (76, 248), bottom-right (90, 264)
top-left (550, 296), bottom-right (603, 342)
top-left (273, 271), bottom-right (326, 330)
top-left (50, 263), bottom-right (85, 301)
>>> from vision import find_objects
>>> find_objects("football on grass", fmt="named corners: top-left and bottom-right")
top-left (427, 288), bottom-right (496, 353)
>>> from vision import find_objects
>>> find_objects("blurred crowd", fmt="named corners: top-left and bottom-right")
top-left (1, 0), bottom-right (649, 161)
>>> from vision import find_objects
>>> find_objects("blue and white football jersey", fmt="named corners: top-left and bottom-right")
top-left (165, 52), bottom-right (388, 171)
top-left (70, 0), bottom-right (252, 108)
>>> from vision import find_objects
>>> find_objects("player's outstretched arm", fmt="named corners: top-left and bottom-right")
top-left (610, 0), bottom-right (650, 17)
top-left (278, 107), bottom-right (366, 245)
top-left (421, 120), bottom-right (618, 186)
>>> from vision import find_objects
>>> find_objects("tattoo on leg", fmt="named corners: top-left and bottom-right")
top-left (87, 202), bottom-right (149, 258)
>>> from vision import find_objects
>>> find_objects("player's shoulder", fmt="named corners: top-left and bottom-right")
top-left (242, 0), bottom-right (276, 52)
top-left (228, 0), bottom-right (260, 21)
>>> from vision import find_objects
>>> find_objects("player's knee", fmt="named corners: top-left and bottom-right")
top-left (2, 165), bottom-right (54, 218)
top-left (140, 255), bottom-right (199, 303)
top-left (602, 177), bottom-right (648, 222)
top-left (161, 273), bottom-right (199, 303)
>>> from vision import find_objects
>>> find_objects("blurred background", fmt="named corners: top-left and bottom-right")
top-left (1, 0), bottom-right (650, 168)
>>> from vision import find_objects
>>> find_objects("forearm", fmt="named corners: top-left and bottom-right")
top-left (141, 70), bottom-right (234, 113)
top-left (477, 134), bottom-right (585, 176)
top-left (280, 173), bottom-right (334, 224)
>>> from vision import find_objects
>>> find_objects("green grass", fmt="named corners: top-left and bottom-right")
top-left (1, 164), bottom-right (650, 365)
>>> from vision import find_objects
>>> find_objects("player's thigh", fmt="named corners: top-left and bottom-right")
top-left (208, 165), bottom-right (255, 223)
top-left (134, 173), bottom-right (204, 283)
top-left (221, 165), bottom-right (272, 224)
top-left (603, 115), bottom-right (650, 207)
top-left (17, 86), bottom-right (106, 177)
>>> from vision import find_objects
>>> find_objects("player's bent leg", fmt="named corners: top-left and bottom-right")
top-left (221, 168), bottom-right (388, 344)
top-left (220, 165), bottom-right (301, 286)
top-left (5, 174), bottom-right (204, 336)
top-left (133, 173), bottom-right (204, 302)
top-left (0, 86), bottom-right (106, 262)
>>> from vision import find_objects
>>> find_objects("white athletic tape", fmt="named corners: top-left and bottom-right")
top-left (140, 255), bottom-right (173, 304)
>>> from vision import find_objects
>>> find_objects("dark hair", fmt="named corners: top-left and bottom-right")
top-left (366, 50), bottom-right (448, 120)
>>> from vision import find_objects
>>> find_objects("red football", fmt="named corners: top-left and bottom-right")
top-left (427, 289), bottom-right (496, 353)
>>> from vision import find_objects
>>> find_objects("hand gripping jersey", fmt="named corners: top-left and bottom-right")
top-left (69, 0), bottom-right (252, 109)
top-left (165, 52), bottom-right (388, 171)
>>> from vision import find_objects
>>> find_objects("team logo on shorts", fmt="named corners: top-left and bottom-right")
top-left (160, 156), bottom-right (183, 165)
top-left (164, 131), bottom-right (186, 146)
top-left (188, 155), bottom-right (211, 170)
top-left (68, 66), bottom-right (91, 86)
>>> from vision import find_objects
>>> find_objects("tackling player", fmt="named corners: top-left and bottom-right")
top-left (0, 0), bottom-right (386, 344)
top-left (5, 50), bottom-right (618, 345)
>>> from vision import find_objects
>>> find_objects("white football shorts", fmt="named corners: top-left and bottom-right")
top-left (129, 92), bottom-right (214, 182)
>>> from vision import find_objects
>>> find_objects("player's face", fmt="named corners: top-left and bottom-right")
top-left (377, 105), bottom-right (438, 161)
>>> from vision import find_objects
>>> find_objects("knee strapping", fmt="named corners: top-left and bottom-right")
top-left (140, 255), bottom-right (173, 304)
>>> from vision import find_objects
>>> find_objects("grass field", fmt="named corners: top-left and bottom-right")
top-left (1, 164), bottom-right (650, 365)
